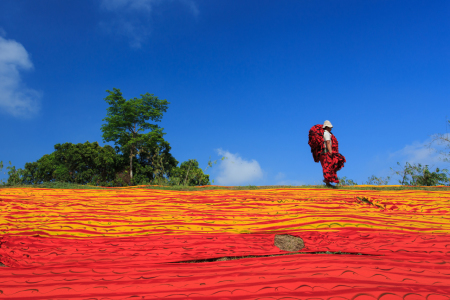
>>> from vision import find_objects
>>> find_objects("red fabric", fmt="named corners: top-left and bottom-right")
top-left (2, 230), bottom-right (449, 269)
top-left (320, 152), bottom-right (338, 183)
top-left (1, 230), bottom-right (450, 299)
top-left (0, 234), bottom-right (286, 268)
top-left (308, 124), bottom-right (325, 162)
top-left (320, 153), bottom-right (346, 183)
top-left (1, 253), bottom-right (449, 299)
top-left (308, 124), bottom-right (341, 162)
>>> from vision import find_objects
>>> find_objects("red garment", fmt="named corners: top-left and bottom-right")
top-left (308, 124), bottom-right (346, 183)
top-left (320, 153), bottom-right (346, 183)
top-left (308, 124), bottom-right (340, 162)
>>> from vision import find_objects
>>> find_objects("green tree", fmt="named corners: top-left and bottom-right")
top-left (52, 142), bottom-right (119, 185)
top-left (415, 165), bottom-right (449, 186)
top-left (366, 175), bottom-right (391, 185)
top-left (101, 88), bottom-right (170, 182)
top-left (132, 132), bottom-right (178, 185)
top-left (391, 162), bottom-right (449, 186)
top-left (391, 162), bottom-right (416, 185)
top-left (22, 142), bottom-right (120, 185)
top-left (22, 154), bottom-right (57, 184)
top-left (170, 159), bottom-right (210, 186)
top-left (337, 176), bottom-right (358, 186)
top-left (4, 161), bottom-right (26, 186)
top-left (0, 161), bottom-right (4, 185)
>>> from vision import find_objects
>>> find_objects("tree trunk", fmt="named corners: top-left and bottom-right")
top-left (129, 148), bottom-right (133, 182)
top-left (131, 125), bottom-right (136, 183)
top-left (184, 161), bottom-right (192, 186)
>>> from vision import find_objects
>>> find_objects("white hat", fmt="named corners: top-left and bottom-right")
top-left (323, 120), bottom-right (333, 128)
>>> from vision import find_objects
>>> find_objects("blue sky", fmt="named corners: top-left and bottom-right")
top-left (0, 0), bottom-right (449, 185)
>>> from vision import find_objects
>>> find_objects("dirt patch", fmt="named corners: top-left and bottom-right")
top-left (274, 234), bottom-right (304, 252)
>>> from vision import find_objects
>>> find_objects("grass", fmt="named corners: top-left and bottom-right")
top-left (0, 182), bottom-right (108, 190)
top-left (0, 182), bottom-right (449, 191)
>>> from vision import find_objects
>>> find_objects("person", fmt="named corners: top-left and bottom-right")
top-left (308, 121), bottom-right (346, 186)
top-left (320, 120), bottom-right (336, 187)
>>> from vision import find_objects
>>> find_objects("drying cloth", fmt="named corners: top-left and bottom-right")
top-left (320, 152), bottom-right (346, 183)
top-left (308, 124), bottom-right (340, 162)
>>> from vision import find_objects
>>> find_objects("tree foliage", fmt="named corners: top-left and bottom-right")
top-left (337, 176), bottom-right (358, 186)
top-left (101, 88), bottom-right (170, 181)
top-left (131, 132), bottom-right (178, 185)
top-left (391, 162), bottom-right (449, 186)
top-left (6, 140), bottom-right (209, 187)
top-left (22, 142), bottom-right (121, 186)
top-left (0, 161), bottom-right (27, 186)
top-left (366, 175), bottom-right (391, 185)
top-left (169, 159), bottom-right (210, 186)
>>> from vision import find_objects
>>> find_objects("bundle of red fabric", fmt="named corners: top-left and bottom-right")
top-left (308, 124), bottom-right (346, 183)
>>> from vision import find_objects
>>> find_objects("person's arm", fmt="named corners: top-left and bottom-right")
top-left (326, 140), bottom-right (332, 154)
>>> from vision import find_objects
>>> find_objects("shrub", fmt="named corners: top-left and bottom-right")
top-left (337, 176), bottom-right (358, 186)
top-left (170, 159), bottom-right (210, 186)
top-left (391, 162), bottom-right (449, 186)
top-left (366, 175), bottom-right (391, 185)
top-left (22, 142), bottom-right (120, 185)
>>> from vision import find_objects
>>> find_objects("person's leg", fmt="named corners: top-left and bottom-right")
top-left (319, 154), bottom-right (333, 186)
top-left (323, 179), bottom-right (332, 186)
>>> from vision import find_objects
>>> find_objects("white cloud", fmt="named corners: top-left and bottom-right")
top-left (389, 140), bottom-right (442, 166)
top-left (0, 35), bottom-right (41, 117)
top-left (215, 149), bottom-right (264, 186)
top-left (99, 0), bottom-right (199, 48)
